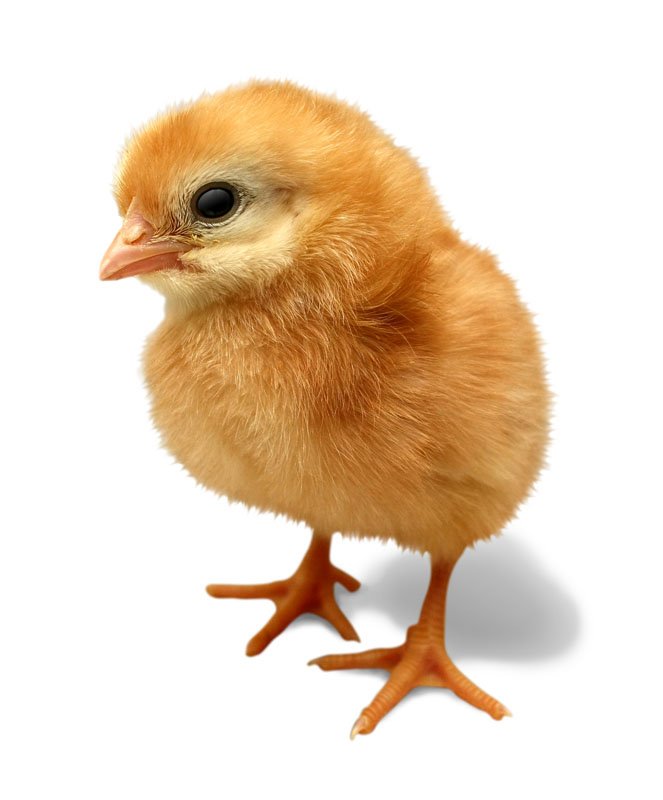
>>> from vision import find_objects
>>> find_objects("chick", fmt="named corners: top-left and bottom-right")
top-left (100, 81), bottom-right (549, 737)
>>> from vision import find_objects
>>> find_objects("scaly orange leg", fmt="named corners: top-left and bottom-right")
top-left (207, 532), bottom-right (360, 656)
top-left (309, 555), bottom-right (510, 737)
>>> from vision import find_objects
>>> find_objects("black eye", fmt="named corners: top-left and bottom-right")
top-left (192, 184), bottom-right (237, 220)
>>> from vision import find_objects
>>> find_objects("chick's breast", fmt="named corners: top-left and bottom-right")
top-left (143, 232), bottom-right (548, 562)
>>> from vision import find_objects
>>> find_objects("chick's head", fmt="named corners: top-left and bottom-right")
top-left (101, 81), bottom-right (443, 312)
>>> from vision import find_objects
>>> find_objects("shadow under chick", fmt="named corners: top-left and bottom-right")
top-left (340, 536), bottom-right (580, 662)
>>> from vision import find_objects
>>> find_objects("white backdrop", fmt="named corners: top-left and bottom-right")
top-left (1, 1), bottom-right (661, 797)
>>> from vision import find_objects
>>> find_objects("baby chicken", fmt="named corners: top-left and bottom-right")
top-left (100, 81), bottom-right (549, 737)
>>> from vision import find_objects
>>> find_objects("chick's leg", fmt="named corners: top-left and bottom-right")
top-left (207, 532), bottom-right (360, 656)
top-left (309, 555), bottom-right (509, 737)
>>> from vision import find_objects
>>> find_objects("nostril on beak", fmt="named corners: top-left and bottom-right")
top-left (122, 198), bottom-right (156, 244)
top-left (123, 223), bottom-right (150, 245)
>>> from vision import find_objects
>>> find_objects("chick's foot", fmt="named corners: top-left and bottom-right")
top-left (206, 532), bottom-right (360, 656)
top-left (309, 557), bottom-right (510, 737)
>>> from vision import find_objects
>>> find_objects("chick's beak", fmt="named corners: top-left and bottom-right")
top-left (100, 201), bottom-right (189, 281)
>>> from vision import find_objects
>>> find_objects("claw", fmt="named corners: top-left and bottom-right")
top-left (350, 715), bottom-right (369, 740)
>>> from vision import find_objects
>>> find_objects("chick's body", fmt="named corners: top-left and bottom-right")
top-left (144, 238), bottom-right (546, 562)
top-left (103, 81), bottom-right (549, 736)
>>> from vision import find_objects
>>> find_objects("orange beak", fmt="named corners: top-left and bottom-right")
top-left (100, 200), bottom-right (189, 281)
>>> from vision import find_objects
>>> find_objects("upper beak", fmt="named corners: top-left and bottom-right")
top-left (100, 200), bottom-right (189, 281)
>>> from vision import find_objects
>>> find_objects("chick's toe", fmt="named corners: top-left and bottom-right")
top-left (207, 532), bottom-right (360, 655)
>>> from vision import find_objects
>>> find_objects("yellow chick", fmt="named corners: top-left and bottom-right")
top-left (100, 81), bottom-right (550, 737)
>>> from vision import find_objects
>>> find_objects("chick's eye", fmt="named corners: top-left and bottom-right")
top-left (193, 184), bottom-right (236, 220)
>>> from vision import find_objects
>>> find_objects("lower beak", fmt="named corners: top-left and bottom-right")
top-left (100, 233), bottom-right (188, 281)
top-left (100, 202), bottom-right (189, 281)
